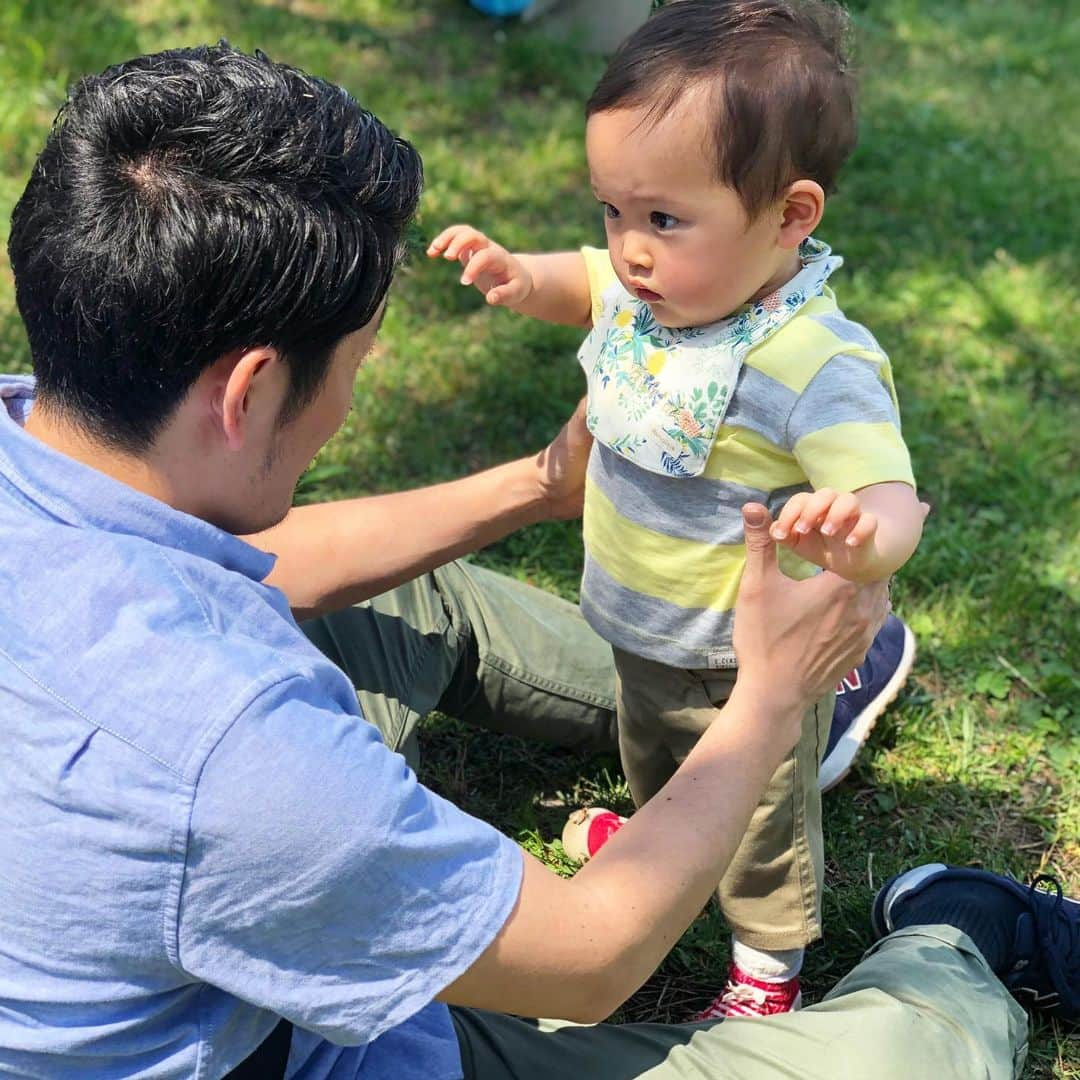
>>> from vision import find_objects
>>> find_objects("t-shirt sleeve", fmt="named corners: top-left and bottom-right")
top-left (786, 352), bottom-right (916, 493)
top-left (581, 245), bottom-right (617, 325)
top-left (175, 676), bottom-right (524, 1046)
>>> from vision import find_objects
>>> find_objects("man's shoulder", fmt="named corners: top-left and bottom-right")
top-left (0, 515), bottom-right (349, 780)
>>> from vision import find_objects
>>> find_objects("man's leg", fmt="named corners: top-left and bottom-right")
top-left (452, 853), bottom-right (1080, 1079)
top-left (300, 559), bottom-right (618, 765)
top-left (449, 926), bottom-right (1026, 1080)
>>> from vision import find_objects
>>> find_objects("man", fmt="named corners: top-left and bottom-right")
top-left (1, 44), bottom-right (1073, 1080)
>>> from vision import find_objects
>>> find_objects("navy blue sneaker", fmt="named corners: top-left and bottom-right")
top-left (819, 613), bottom-right (916, 792)
top-left (872, 863), bottom-right (1080, 1021)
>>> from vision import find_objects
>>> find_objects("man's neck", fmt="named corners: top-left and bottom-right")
top-left (22, 405), bottom-right (178, 508)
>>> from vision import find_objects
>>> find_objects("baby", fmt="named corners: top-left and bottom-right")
top-left (429, 0), bottom-right (923, 1019)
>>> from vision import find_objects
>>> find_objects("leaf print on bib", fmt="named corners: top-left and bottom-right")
top-left (578, 238), bottom-right (843, 478)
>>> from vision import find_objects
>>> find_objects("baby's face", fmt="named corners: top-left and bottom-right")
top-left (586, 93), bottom-right (791, 328)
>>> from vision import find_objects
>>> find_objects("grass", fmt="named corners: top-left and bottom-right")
top-left (1, 0), bottom-right (1077, 1074)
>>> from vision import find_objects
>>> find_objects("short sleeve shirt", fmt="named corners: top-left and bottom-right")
top-left (578, 248), bottom-right (916, 668)
top-left (0, 375), bottom-right (523, 1078)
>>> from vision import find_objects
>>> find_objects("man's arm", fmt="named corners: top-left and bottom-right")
top-left (438, 506), bottom-right (890, 1023)
top-left (245, 399), bottom-right (592, 621)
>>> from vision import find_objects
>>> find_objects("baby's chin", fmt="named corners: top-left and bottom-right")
top-left (648, 299), bottom-right (739, 330)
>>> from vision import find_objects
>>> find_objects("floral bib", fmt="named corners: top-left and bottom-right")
top-left (577, 238), bottom-right (842, 478)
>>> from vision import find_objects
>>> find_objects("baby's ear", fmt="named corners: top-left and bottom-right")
top-left (777, 180), bottom-right (825, 248)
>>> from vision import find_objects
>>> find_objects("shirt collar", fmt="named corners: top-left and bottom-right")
top-left (0, 375), bottom-right (277, 582)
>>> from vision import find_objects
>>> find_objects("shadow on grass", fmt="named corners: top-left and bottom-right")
top-left (414, 707), bottom-right (1075, 1076)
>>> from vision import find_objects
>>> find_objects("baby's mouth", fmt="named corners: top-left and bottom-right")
top-left (633, 286), bottom-right (663, 303)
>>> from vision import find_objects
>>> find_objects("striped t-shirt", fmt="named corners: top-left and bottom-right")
top-left (578, 246), bottom-right (916, 669)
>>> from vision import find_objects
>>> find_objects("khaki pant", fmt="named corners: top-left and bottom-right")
top-left (301, 560), bottom-right (1027, 1079)
top-left (615, 649), bottom-right (833, 950)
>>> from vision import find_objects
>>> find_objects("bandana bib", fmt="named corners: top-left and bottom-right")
top-left (577, 238), bottom-right (842, 477)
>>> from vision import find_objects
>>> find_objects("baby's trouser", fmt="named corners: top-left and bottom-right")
top-left (613, 648), bottom-right (833, 951)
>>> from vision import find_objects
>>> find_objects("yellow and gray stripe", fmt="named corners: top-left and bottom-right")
top-left (578, 248), bottom-right (916, 668)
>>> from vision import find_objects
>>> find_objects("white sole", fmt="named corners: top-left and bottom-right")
top-left (818, 623), bottom-right (917, 793)
top-left (877, 863), bottom-right (949, 934)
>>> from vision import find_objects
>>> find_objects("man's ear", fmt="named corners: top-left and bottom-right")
top-left (217, 346), bottom-right (280, 452)
top-left (777, 180), bottom-right (825, 249)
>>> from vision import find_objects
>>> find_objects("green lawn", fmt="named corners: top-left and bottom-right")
top-left (1, 0), bottom-right (1077, 1074)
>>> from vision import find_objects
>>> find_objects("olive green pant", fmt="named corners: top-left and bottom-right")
top-left (300, 559), bottom-right (1027, 1079)
top-left (301, 559), bottom-right (621, 770)
top-left (615, 649), bottom-right (833, 951)
top-left (450, 928), bottom-right (1028, 1079)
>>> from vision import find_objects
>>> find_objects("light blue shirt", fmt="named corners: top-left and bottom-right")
top-left (0, 375), bottom-right (524, 1078)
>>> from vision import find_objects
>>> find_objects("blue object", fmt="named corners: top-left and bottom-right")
top-left (469, 0), bottom-right (532, 15)
top-left (0, 374), bottom-right (524, 1078)
top-left (820, 613), bottom-right (916, 791)
top-left (873, 863), bottom-right (1080, 1021)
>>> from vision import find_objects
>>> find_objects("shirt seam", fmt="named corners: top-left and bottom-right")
top-left (158, 550), bottom-right (216, 634)
top-left (0, 640), bottom-right (184, 777)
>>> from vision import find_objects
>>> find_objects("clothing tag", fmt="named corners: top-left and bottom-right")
top-left (578, 238), bottom-right (842, 477)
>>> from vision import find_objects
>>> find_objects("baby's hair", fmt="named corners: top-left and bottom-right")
top-left (587, 0), bottom-right (857, 220)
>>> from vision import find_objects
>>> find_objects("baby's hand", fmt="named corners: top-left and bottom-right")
top-left (427, 225), bottom-right (533, 308)
top-left (770, 489), bottom-right (879, 578)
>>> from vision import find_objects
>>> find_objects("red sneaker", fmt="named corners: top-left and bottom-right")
top-left (561, 807), bottom-right (627, 862)
top-left (694, 963), bottom-right (803, 1020)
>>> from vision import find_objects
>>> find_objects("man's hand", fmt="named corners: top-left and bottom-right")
top-left (442, 502), bottom-right (889, 1025)
top-left (734, 502), bottom-right (889, 720)
top-left (532, 397), bottom-right (593, 521)
top-left (428, 225), bottom-right (534, 308)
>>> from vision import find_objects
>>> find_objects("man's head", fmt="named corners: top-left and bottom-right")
top-left (584, 0), bottom-right (856, 327)
top-left (8, 43), bottom-right (422, 466)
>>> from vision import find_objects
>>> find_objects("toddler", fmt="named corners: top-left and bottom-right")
top-left (429, 0), bottom-right (923, 1019)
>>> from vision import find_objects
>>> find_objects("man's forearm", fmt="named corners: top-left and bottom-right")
top-left (569, 679), bottom-right (792, 1009)
top-left (439, 678), bottom-right (796, 1022)
top-left (246, 455), bottom-right (548, 620)
top-left (439, 509), bottom-right (888, 1024)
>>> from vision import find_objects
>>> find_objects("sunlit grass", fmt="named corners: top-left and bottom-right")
top-left (0, 1), bottom-right (1076, 1073)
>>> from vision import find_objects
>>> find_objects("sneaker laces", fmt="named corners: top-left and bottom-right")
top-left (721, 980), bottom-right (770, 1007)
top-left (1028, 875), bottom-right (1079, 1013)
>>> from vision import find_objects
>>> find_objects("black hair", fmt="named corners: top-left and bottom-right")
top-left (8, 43), bottom-right (423, 451)
top-left (587, 0), bottom-right (857, 219)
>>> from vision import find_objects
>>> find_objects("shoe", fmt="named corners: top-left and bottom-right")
top-left (561, 807), bottom-right (627, 862)
top-left (872, 863), bottom-right (1080, 1021)
top-left (694, 963), bottom-right (802, 1020)
top-left (819, 614), bottom-right (916, 793)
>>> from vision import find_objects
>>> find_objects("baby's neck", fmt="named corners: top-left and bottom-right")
top-left (748, 249), bottom-right (803, 305)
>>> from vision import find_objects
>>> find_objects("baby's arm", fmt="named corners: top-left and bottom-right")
top-left (770, 482), bottom-right (924, 583)
top-left (428, 225), bottom-right (592, 327)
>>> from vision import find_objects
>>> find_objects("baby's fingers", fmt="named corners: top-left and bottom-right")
top-left (792, 488), bottom-right (839, 535)
top-left (486, 282), bottom-right (526, 307)
top-left (844, 511), bottom-right (879, 548)
top-left (432, 226), bottom-right (489, 263)
top-left (770, 493), bottom-right (812, 541)
top-left (427, 225), bottom-right (466, 257)
top-left (820, 492), bottom-right (861, 539)
top-left (460, 245), bottom-right (506, 287)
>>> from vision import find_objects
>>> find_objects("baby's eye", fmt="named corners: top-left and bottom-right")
top-left (603, 203), bottom-right (621, 220)
top-left (650, 211), bottom-right (679, 230)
